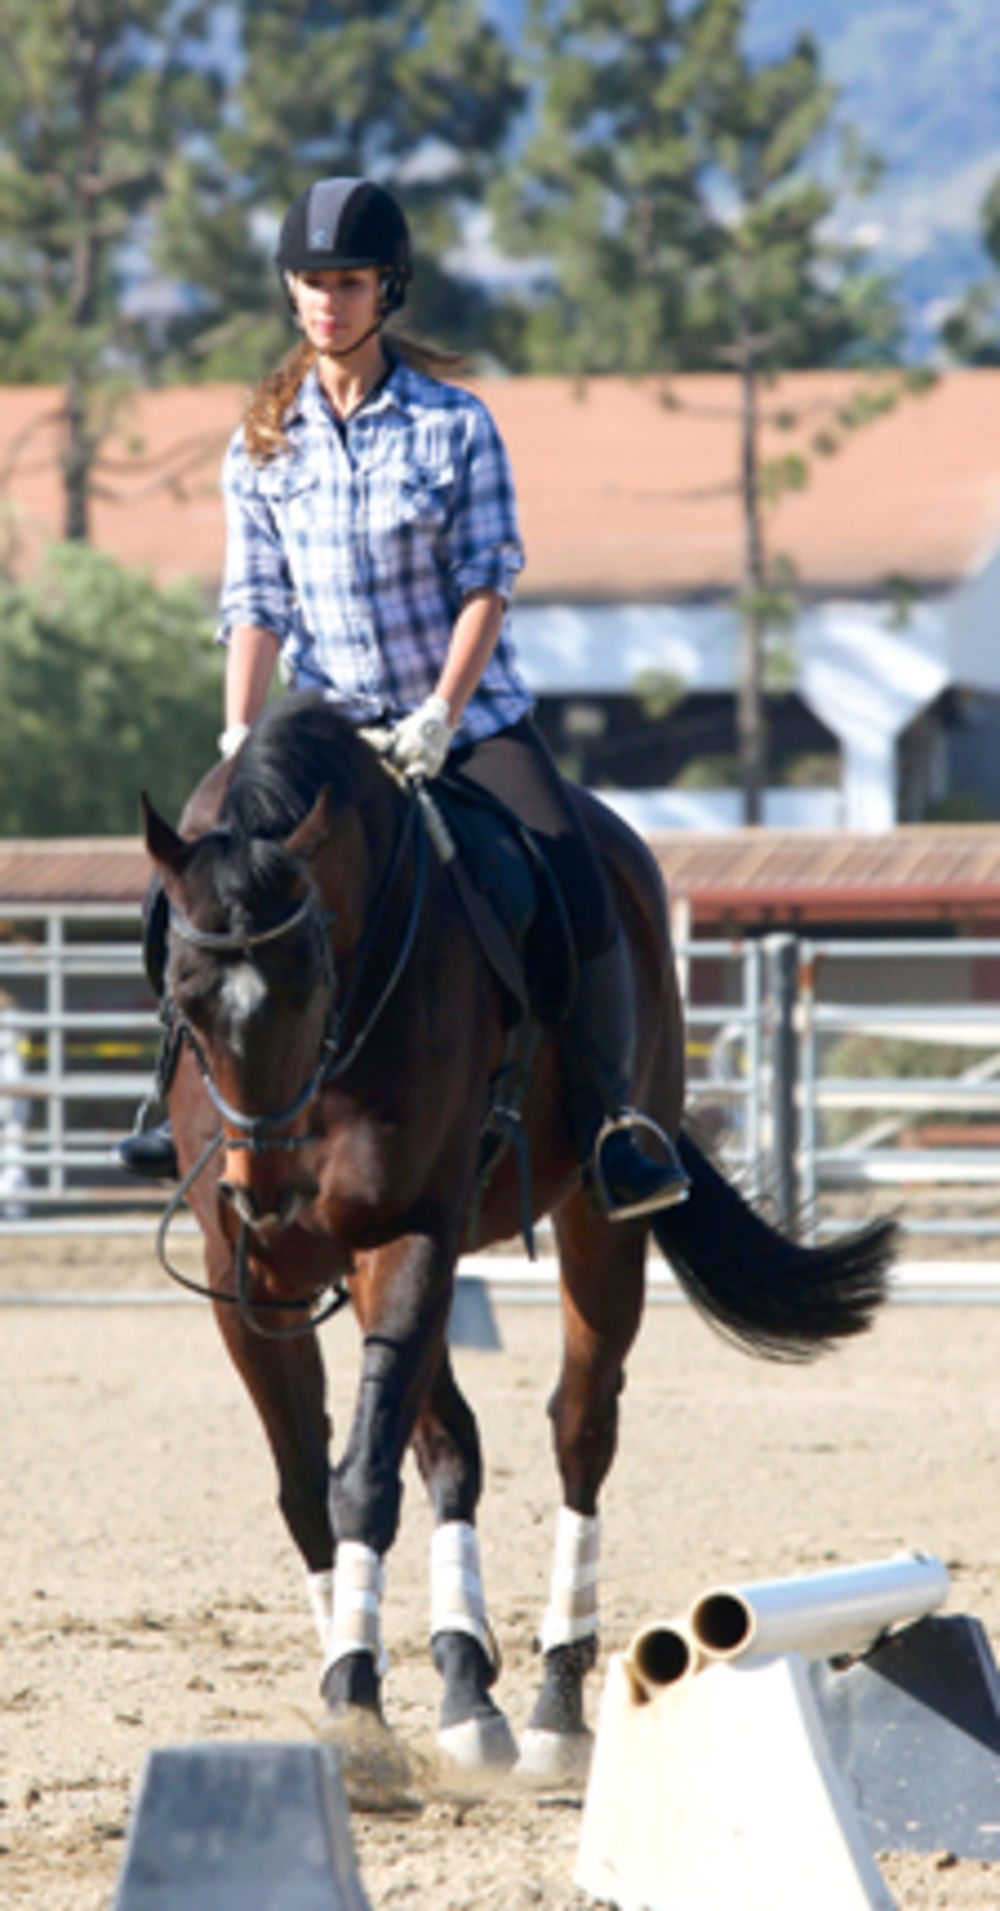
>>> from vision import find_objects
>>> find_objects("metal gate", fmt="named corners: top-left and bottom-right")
top-left (3, 906), bottom-right (1000, 1252)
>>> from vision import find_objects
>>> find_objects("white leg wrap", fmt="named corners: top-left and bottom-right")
top-left (305, 1566), bottom-right (335, 1653)
top-left (539, 1506), bottom-right (600, 1653)
top-left (430, 1520), bottom-right (495, 1665)
top-left (326, 1541), bottom-right (389, 1677)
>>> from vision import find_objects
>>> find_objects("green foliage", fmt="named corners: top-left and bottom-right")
top-left (882, 573), bottom-right (918, 632)
top-left (0, 0), bottom-right (220, 375)
top-left (670, 744), bottom-right (838, 793)
top-left (156, 0), bottom-right (524, 380)
top-left (633, 666), bottom-right (686, 720)
top-left (924, 790), bottom-right (993, 824)
top-left (672, 752), bottom-right (742, 790)
top-left (0, 0), bottom-right (523, 526)
top-left (494, 0), bottom-right (901, 376)
top-left (490, 0), bottom-right (912, 823)
top-left (821, 1033), bottom-right (981, 1145)
top-left (942, 171), bottom-right (1000, 363)
top-left (758, 451), bottom-right (809, 506)
top-left (0, 543), bottom-right (221, 834)
top-left (735, 551), bottom-right (798, 683)
top-left (0, 0), bottom-right (222, 531)
top-left (780, 750), bottom-right (838, 788)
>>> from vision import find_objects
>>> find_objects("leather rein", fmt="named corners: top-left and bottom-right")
top-left (156, 787), bottom-right (427, 1338)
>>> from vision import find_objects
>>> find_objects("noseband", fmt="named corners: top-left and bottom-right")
top-left (156, 788), bottom-right (428, 1337)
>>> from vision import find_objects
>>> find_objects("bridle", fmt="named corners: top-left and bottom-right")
top-left (171, 889), bottom-right (336, 1153)
top-left (156, 786), bottom-right (428, 1337)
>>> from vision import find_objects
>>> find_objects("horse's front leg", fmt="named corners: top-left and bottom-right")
top-left (210, 1272), bottom-right (336, 1645)
top-left (519, 1188), bottom-right (647, 1785)
top-left (410, 1351), bottom-right (517, 1771)
top-left (322, 1232), bottom-right (453, 1758)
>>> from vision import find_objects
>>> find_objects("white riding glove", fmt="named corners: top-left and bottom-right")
top-left (218, 722), bottom-right (251, 760)
top-left (386, 694), bottom-right (455, 780)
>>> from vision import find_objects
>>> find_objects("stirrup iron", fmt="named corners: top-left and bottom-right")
top-left (590, 1111), bottom-right (690, 1222)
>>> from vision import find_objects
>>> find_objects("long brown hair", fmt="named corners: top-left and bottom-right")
top-left (242, 329), bottom-right (468, 466)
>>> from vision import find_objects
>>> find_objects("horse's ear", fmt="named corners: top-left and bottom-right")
top-left (141, 792), bottom-right (190, 875)
top-left (285, 786), bottom-right (336, 864)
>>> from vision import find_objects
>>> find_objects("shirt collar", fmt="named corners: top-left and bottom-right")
top-left (293, 352), bottom-right (422, 433)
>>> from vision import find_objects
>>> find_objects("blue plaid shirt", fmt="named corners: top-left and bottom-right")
top-left (217, 357), bottom-right (532, 743)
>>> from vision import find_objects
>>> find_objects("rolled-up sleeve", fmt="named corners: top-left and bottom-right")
top-left (444, 403), bottom-right (525, 605)
top-left (215, 433), bottom-right (296, 646)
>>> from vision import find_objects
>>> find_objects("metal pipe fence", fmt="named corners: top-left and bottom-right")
top-left (3, 906), bottom-right (1000, 1255)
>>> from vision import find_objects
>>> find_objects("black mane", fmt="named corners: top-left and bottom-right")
top-left (221, 692), bottom-right (373, 841)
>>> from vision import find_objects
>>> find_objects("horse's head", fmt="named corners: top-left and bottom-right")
top-left (143, 787), bottom-right (340, 1234)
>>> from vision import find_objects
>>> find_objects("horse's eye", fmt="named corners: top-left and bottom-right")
top-left (172, 958), bottom-right (217, 1012)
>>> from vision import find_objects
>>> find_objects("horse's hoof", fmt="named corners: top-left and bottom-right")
top-left (322, 1706), bottom-right (419, 1811)
top-left (437, 1709), bottom-right (518, 1773)
top-left (516, 1726), bottom-right (593, 1787)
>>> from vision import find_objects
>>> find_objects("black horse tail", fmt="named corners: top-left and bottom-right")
top-left (651, 1131), bottom-right (896, 1361)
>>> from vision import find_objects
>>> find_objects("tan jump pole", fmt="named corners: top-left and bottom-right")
top-left (624, 1616), bottom-right (705, 1696)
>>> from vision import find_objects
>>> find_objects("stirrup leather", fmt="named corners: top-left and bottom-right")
top-left (590, 1110), bottom-right (690, 1222)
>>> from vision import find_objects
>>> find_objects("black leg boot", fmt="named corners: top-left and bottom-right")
top-left (114, 1106), bottom-right (179, 1180)
top-left (113, 881), bottom-right (179, 1181)
top-left (561, 931), bottom-right (689, 1221)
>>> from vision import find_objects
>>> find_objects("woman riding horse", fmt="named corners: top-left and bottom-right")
top-left (123, 176), bottom-right (894, 1788)
top-left (118, 174), bottom-right (689, 1222)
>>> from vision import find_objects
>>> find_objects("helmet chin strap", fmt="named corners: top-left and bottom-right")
top-left (328, 318), bottom-right (383, 358)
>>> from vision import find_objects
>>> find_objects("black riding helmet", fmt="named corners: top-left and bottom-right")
top-left (275, 177), bottom-right (412, 318)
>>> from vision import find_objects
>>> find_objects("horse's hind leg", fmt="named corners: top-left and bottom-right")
top-left (519, 1189), bottom-right (647, 1783)
top-left (411, 1351), bottom-right (517, 1771)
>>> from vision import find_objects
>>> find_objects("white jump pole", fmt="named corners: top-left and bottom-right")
top-left (688, 1550), bottom-right (950, 1665)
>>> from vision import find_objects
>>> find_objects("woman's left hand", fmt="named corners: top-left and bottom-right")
top-left (387, 695), bottom-right (455, 780)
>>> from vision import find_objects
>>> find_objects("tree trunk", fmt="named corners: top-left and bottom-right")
top-left (62, 369), bottom-right (91, 542)
top-left (62, 0), bottom-right (101, 543)
top-left (737, 323), bottom-right (767, 827)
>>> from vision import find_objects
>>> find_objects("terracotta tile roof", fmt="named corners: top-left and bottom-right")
top-left (4, 827), bottom-right (1000, 930)
top-left (651, 825), bottom-right (1000, 928)
top-left (0, 840), bottom-right (149, 907)
top-left (4, 370), bottom-right (1000, 600)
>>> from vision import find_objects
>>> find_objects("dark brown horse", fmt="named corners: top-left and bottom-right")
top-left (142, 691), bottom-right (894, 1787)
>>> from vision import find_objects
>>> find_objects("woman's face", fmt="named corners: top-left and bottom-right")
top-left (291, 266), bottom-right (382, 357)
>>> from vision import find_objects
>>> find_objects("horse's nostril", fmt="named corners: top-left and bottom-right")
top-left (219, 1175), bottom-right (317, 1232)
top-left (219, 1179), bottom-right (259, 1226)
top-left (276, 1175), bottom-right (319, 1225)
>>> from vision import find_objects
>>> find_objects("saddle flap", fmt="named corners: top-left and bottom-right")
top-left (433, 779), bottom-right (577, 1026)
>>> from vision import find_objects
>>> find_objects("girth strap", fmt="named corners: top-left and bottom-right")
top-left (467, 1020), bottom-right (541, 1261)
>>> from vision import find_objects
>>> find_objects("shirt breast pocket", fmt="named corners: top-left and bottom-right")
top-left (396, 465), bottom-right (455, 536)
top-left (258, 466), bottom-right (321, 543)
top-left (368, 463), bottom-right (456, 583)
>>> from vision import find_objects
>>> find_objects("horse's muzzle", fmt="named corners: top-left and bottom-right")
top-left (218, 1171), bottom-right (319, 1234)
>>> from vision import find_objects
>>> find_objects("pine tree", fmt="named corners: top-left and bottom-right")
top-left (0, 0), bottom-right (221, 538)
top-left (495, 0), bottom-right (902, 822)
top-left (0, 2), bottom-right (523, 535)
top-left (155, 0), bottom-right (524, 380)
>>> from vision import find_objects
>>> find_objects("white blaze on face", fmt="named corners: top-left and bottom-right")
top-left (221, 961), bottom-right (269, 1057)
